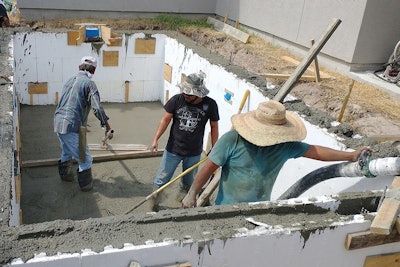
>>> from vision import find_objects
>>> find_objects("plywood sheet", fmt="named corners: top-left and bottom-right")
top-left (103, 51), bottom-right (119, 67)
top-left (364, 252), bottom-right (400, 267)
top-left (164, 63), bottom-right (172, 83)
top-left (28, 82), bottom-right (48, 94)
top-left (135, 38), bottom-right (156, 54)
top-left (67, 31), bottom-right (80, 45)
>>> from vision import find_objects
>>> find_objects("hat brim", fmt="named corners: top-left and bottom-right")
top-left (231, 110), bottom-right (307, 146)
top-left (177, 82), bottom-right (209, 98)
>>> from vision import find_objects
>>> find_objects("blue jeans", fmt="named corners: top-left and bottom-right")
top-left (154, 150), bottom-right (201, 188)
top-left (57, 132), bottom-right (92, 172)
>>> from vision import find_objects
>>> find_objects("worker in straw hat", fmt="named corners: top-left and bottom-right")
top-left (150, 72), bottom-right (220, 212)
top-left (182, 100), bottom-right (370, 207)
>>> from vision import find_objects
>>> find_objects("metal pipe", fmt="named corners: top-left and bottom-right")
top-left (278, 157), bottom-right (400, 200)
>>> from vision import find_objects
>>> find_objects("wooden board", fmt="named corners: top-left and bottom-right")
top-left (28, 82), bottom-right (48, 94)
top-left (207, 17), bottom-right (249, 43)
top-left (370, 177), bottom-right (400, 235)
top-left (103, 51), bottom-right (119, 67)
top-left (88, 143), bottom-right (148, 151)
top-left (135, 38), bottom-right (156, 54)
top-left (197, 167), bottom-right (221, 207)
top-left (164, 63), bottom-right (172, 83)
top-left (67, 31), bottom-right (79, 45)
top-left (260, 73), bottom-right (330, 81)
top-left (364, 252), bottom-right (400, 267)
top-left (21, 149), bottom-right (164, 168)
top-left (345, 229), bottom-right (400, 250)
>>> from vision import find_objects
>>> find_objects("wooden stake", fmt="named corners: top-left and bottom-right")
top-left (273, 18), bottom-right (342, 102)
top-left (235, 20), bottom-right (239, 29)
top-left (310, 39), bottom-right (321, 83)
top-left (125, 81), bottom-right (129, 103)
top-left (224, 14), bottom-right (229, 23)
top-left (338, 79), bottom-right (354, 122)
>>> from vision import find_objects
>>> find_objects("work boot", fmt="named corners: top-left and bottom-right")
top-left (77, 168), bottom-right (93, 192)
top-left (58, 159), bottom-right (74, 182)
top-left (147, 186), bottom-right (163, 212)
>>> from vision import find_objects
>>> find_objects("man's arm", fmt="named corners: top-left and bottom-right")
top-left (182, 159), bottom-right (219, 208)
top-left (151, 112), bottom-right (173, 151)
top-left (304, 145), bottom-right (370, 162)
top-left (209, 120), bottom-right (219, 148)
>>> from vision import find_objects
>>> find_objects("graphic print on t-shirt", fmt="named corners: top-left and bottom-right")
top-left (177, 106), bottom-right (205, 132)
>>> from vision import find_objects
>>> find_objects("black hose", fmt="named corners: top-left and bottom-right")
top-left (277, 162), bottom-right (351, 200)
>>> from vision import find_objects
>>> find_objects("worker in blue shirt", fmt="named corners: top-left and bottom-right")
top-left (182, 100), bottom-right (368, 207)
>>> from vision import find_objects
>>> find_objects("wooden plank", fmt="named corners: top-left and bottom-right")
top-left (15, 174), bottom-right (21, 204)
top-left (207, 17), bottom-right (249, 43)
top-left (67, 31), bottom-right (79, 45)
top-left (148, 262), bottom-right (191, 267)
top-left (273, 18), bottom-right (341, 102)
top-left (88, 143), bottom-right (148, 151)
top-left (364, 252), bottom-right (400, 267)
top-left (345, 229), bottom-right (400, 250)
top-left (100, 25), bottom-right (111, 45)
top-left (197, 168), bottom-right (221, 207)
top-left (28, 82), bottom-right (48, 94)
top-left (135, 38), bottom-right (156, 54)
top-left (164, 63), bottom-right (172, 83)
top-left (337, 79), bottom-right (355, 122)
top-left (310, 39), bottom-right (321, 82)
top-left (76, 26), bottom-right (85, 45)
top-left (370, 177), bottom-right (400, 235)
top-left (260, 73), bottom-right (330, 81)
top-left (370, 198), bottom-right (400, 235)
top-left (103, 51), bottom-right (119, 66)
top-left (21, 149), bottom-right (164, 168)
top-left (125, 81), bottom-right (129, 103)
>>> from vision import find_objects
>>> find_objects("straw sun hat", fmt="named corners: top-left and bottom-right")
top-left (177, 73), bottom-right (210, 98)
top-left (231, 100), bottom-right (307, 146)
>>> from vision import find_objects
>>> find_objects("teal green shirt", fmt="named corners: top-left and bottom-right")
top-left (209, 130), bottom-right (309, 205)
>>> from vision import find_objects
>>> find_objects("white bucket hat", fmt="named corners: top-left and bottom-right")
top-left (80, 56), bottom-right (97, 68)
top-left (177, 73), bottom-right (209, 98)
top-left (231, 100), bottom-right (307, 146)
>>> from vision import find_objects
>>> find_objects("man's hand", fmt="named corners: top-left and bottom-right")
top-left (182, 189), bottom-right (197, 208)
top-left (151, 140), bottom-right (158, 152)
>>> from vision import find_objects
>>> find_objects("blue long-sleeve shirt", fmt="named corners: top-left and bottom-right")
top-left (54, 71), bottom-right (109, 134)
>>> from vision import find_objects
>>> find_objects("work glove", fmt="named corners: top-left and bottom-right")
top-left (181, 186), bottom-right (197, 208)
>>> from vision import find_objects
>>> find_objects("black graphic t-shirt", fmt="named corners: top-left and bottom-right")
top-left (164, 94), bottom-right (219, 156)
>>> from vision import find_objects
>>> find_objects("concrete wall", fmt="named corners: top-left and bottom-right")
top-left (17, 0), bottom-right (400, 72)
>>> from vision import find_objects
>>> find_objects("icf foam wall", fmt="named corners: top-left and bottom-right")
top-left (13, 32), bottom-right (165, 105)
